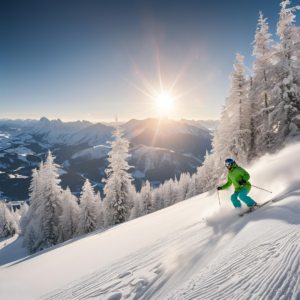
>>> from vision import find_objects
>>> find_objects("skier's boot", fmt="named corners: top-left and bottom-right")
top-left (248, 202), bottom-right (259, 212)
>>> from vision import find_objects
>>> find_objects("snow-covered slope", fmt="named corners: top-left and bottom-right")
top-left (66, 123), bottom-right (114, 146)
top-left (1, 144), bottom-right (300, 300)
top-left (71, 145), bottom-right (111, 160)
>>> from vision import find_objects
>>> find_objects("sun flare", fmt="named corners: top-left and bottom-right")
top-left (156, 94), bottom-right (172, 111)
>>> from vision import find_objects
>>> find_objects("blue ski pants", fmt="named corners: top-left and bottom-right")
top-left (231, 188), bottom-right (255, 208)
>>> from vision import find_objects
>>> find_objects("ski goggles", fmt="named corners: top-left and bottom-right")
top-left (225, 162), bottom-right (232, 169)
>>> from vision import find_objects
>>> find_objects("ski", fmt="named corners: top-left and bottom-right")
top-left (239, 199), bottom-right (273, 217)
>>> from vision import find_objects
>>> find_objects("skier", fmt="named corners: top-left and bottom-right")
top-left (217, 158), bottom-right (259, 210)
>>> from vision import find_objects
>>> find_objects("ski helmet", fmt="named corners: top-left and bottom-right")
top-left (224, 158), bottom-right (235, 169)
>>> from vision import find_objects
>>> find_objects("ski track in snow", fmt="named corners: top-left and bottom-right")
top-left (43, 193), bottom-right (300, 300)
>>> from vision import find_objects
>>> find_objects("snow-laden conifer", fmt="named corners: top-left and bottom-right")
top-left (102, 117), bottom-right (134, 226)
top-left (250, 12), bottom-right (275, 157)
top-left (268, 1), bottom-right (300, 145)
top-left (151, 185), bottom-right (163, 212)
top-left (162, 180), bottom-right (172, 207)
top-left (21, 167), bottom-right (43, 237)
top-left (38, 150), bottom-right (63, 250)
top-left (0, 201), bottom-right (19, 238)
top-left (186, 174), bottom-right (197, 199)
top-left (129, 193), bottom-right (141, 220)
top-left (178, 173), bottom-right (191, 202)
top-left (139, 181), bottom-right (153, 216)
top-left (95, 191), bottom-right (104, 229)
top-left (58, 187), bottom-right (80, 242)
top-left (22, 164), bottom-right (44, 250)
top-left (78, 179), bottom-right (97, 235)
top-left (19, 202), bottom-right (29, 235)
top-left (170, 177), bottom-right (179, 205)
top-left (275, 0), bottom-right (300, 62)
top-left (23, 219), bottom-right (41, 254)
top-left (209, 54), bottom-right (251, 170)
top-left (12, 208), bottom-right (20, 232)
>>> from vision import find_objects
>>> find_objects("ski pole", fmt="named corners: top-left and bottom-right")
top-left (251, 185), bottom-right (272, 193)
top-left (217, 189), bottom-right (221, 207)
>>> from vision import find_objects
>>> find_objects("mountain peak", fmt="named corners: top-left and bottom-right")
top-left (39, 117), bottom-right (50, 124)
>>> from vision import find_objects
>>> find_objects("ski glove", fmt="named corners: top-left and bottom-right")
top-left (217, 187), bottom-right (222, 190)
top-left (239, 179), bottom-right (247, 186)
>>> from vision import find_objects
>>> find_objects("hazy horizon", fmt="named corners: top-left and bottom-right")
top-left (0, 116), bottom-right (219, 123)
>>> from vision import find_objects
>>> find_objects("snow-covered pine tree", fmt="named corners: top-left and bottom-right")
top-left (0, 201), bottom-right (19, 238)
top-left (102, 117), bottom-right (134, 226)
top-left (78, 179), bottom-right (97, 235)
top-left (204, 53), bottom-right (251, 192)
top-left (151, 184), bottom-right (163, 212)
top-left (22, 164), bottom-right (45, 251)
top-left (141, 181), bottom-right (153, 215)
top-left (170, 177), bottom-right (179, 205)
top-left (19, 202), bottom-right (29, 235)
top-left (95, 191), bottom-right (104, 229)
top-left (58, 187), bottom-right (80, 242)
top-left (186, 173), bottom-right (197, 199)
top-left (178, 173), bottom-right (191, 202)
top-left (38, 150), bottom-right (63, 250)
top-left (250, 11), bottom-right (275, 157)
top-left (162, 180), bottom-right (172, 207)
top-left (275, 0), bottom-right (300, 62)
top-left (268, 0), bottom-right (300, 145)
top-left (21, 166), bottom-right (44, 237)
top-left (23, 219), bottom-right (40, 254)
top-left (12, 208), bottom-right (20, 232)
top-left (227, 53), bottom-right (252, 165)
top-left (196, 150), bottom-right (219, 194)
top-left (130, 181), bottom-right (153, 220)
top-left (129, 193), bottom-right (141, 220)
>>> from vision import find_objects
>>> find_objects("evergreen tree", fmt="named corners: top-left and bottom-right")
top-left (58, 187), bottom-right (80, 242)
top-left (170, 177), bottom-right (179, 204)
top-left (0, 201), bottom-right (19, 238)
top-left (227, 53), bottom-right (252, 165)
top-left (11, 208), bottom-right (20, 232)
top-left (22, 167), bottom-right (43, 237)
top-left (22, 164), bottom-right (44, 250)
top-left (162, 180), bottom-right (172, 207)
top-left (23, 219), bottom-right (41, 254)
top-left (250, 12), bottom-right (275, 157)
top-left (103, 117), bottom-right (134, 226)
top-left (78, 179), bottom-right (97, 235)
top-left (129, 193), bottom-right (141, 220)
top-left (269, 0), bottom-right (300, 145)
top-left (38, 150), bottom-right (63, 250)
top-left (19, 202), bottom-right (29, 235)
top-left (139, 181), bottom-right (153, 215)
top-left (95, 191), bottom-right (104, 229)
top-left (275, 1), bottom-right (300, 62)
top-left (152, 185), bottom-right (163, 212)
top-left (178, 173), bottom-right (191, 202)
top-left (186, 174), bottom-right (197, 199)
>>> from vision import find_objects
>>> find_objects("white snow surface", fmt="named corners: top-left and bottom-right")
top-left (71, 145), bottom-right (111, 159)
top-left (57, 168), bottom-right (67, 176)
top-left (1, 144), bottom-right (300, 299)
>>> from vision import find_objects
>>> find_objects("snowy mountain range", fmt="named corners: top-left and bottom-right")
top-left (179, 119), bottom-right (220, 130)
top-left (0, 117), bottom-right (212, 201)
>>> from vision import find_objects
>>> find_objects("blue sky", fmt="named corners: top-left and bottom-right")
top-left (0, 0), bottom-right (299, 122)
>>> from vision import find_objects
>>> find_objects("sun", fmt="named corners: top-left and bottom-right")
top-left (156, 94), bottom-right (172, 111)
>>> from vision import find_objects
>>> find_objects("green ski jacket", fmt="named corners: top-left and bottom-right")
top-left (221, 164), bottom-right (251, 193)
